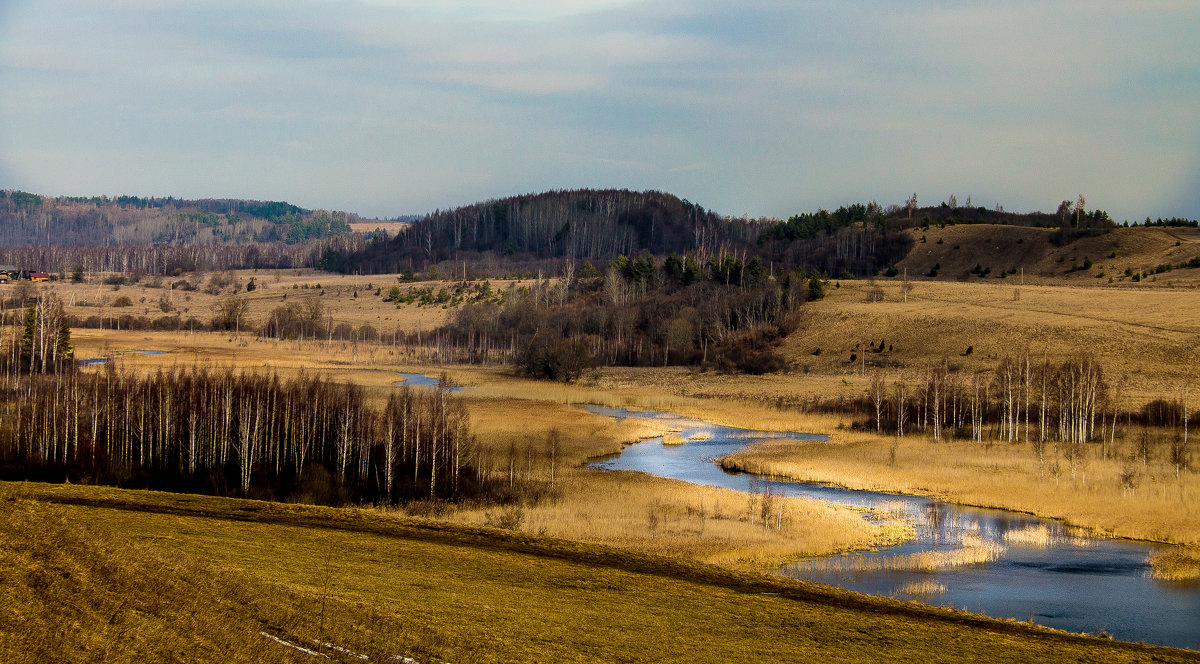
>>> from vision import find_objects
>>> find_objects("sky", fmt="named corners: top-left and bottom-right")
top-left (1, 0), bottom-right (1198, 221)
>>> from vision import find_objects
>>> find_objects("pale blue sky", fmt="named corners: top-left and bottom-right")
top-left (1, 0), bottom-right (1197, 221)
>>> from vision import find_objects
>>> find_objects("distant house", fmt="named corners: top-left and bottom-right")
top-left (0, 265), bottom-right (16, 278)
top-left (30, 272), bottom-right (49, 282)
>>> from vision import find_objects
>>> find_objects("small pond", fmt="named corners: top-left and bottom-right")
top-left (585, 404), bottom-right (1200, 649)
top-left (393, 372), bottom-right (462, 391)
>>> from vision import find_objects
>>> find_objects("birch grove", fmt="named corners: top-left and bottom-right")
top-left (0, 364), bottom-right (478, 504)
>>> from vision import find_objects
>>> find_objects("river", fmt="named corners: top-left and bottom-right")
top-left (584, 404), bottom-right (1200, 650)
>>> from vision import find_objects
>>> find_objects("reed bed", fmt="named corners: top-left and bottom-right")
top-left (897, 579), bottom-right (949, 598)
top-left (801, 533), bottom-right (1004, 574)
top-left (722, 432), bottom-right (1200, 547)
top-left (1146, 549), bottom-right (1200, 581)
top-left (447, 470), bottom-right (912, 571)
top-left (662, 433), bottom-right (686, 446)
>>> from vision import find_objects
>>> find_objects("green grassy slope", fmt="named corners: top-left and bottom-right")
top-left (4, 482), bottom-right (1198, 663)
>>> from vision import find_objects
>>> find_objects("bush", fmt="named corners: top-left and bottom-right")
top-left (112, 296), bottom-right (133, 307)
top-left (521, 333), bottom-right (591, 382)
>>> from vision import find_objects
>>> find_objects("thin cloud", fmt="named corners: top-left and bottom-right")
top-left (0, 0), bottom-right (1196, 221)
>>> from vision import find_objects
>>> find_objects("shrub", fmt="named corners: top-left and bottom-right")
top-left (521, 333), bottom-right (591, 382)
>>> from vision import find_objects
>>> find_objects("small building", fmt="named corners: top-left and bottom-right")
top-left (0, 265), bottom-right (16, 278)
top-left (30, 272), bottom-right (49, 282)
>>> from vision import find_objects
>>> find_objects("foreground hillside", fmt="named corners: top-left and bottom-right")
top-left (4, 482), bottom-right (1197, 664)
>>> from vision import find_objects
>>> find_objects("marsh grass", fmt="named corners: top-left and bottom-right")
top-left (1146, 549), bottom-right (1200, 582)
top-left (447, 470), bottom-right (912, 570)
top-left (801, 532), bottom-right (1004, 574)
top-left (662, 433), bottom-right (686, 446)
top-left (722, 432), bottom-right (1200, 547)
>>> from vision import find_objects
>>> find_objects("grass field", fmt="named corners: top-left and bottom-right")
top-left (25, 267), bottom-right (542, 337)
top-left (5, 482), bottom-right (1198, 664)
top-left (779, 278), bottom-right (1200, 402)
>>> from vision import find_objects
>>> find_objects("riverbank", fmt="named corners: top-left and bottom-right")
top-left (719, 430), bottom-right (1200, 571)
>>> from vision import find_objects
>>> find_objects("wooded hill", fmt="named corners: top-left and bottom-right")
top-left (332, 188), bottom-right (917, 277)
top-left (330, 189), bottom-right (1139, 279)
top-left (0, 191), bottom-right (368, 247)
top-left (0, 190), bottom-right (378, 273)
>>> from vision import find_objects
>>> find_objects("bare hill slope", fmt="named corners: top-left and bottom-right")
top-left (898, 225), bottom-right (1200, 286)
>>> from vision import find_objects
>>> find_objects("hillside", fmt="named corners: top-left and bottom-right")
top-left (774, 278), bottom-right (1200, 403)
top-left (5, 482), bottom-right (1197, 664)
top-left (335, 189), bottom-right (734, 270)
top-left (897, 224), bottom-right (1200, 286)
top-left (0, 191), bottom-right (376, 247)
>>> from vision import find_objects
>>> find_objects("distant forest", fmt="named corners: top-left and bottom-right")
top-left (0, 190), bottom-right (370, 273)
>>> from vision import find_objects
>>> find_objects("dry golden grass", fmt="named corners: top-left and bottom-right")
top-left (465, 395), bottom-right (676, 462)
top-left (722, 431), bottom-right (1200, 547)
top-left (449, 469), bottom-right (912, 571)
top-left (347, 220), bottom-right (410, 234)
top-left (1146, 549), bottom-right (1200, 581)
top-left (662, 432), bottom-right (686, 446)
top-left (781, 278), bottom-right (1200, 403)
top-left (898, 225), bottom-right (1200, 288)
top-left (799, 532), bottom-right (1003, 574)
top-left (29, 268), bottom-right (550, 340)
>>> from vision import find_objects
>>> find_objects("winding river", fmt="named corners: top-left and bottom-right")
top-left (584, 404), bottom-right (1200, 650)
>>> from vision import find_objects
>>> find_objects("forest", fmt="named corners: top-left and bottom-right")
top-left (0, 190), bottom-right (367, 274)
top-left (328, 189), bottom-right (917, 279)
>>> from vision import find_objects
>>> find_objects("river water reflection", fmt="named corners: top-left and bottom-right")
top-left (584, 405), bottom-right (1200, 649)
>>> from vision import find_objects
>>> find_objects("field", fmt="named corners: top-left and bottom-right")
top-left (779, 278), bottom-right (1200, 403)
top-left (4, 482), bottom-right (1198, 664)
top-left (24, 267), bottom-right (541, 335)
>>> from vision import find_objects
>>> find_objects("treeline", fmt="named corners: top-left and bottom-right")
top-left (0, 365), bottom-right (486, 505)
top-left (855, 354), bottom-right (1192, 477)
top-left (0, 190), bottom-right (362, 247)
top-left (0, 235), bottom-right (364, 275)
top-left (1142, 217), bottom-right (1199, 228)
